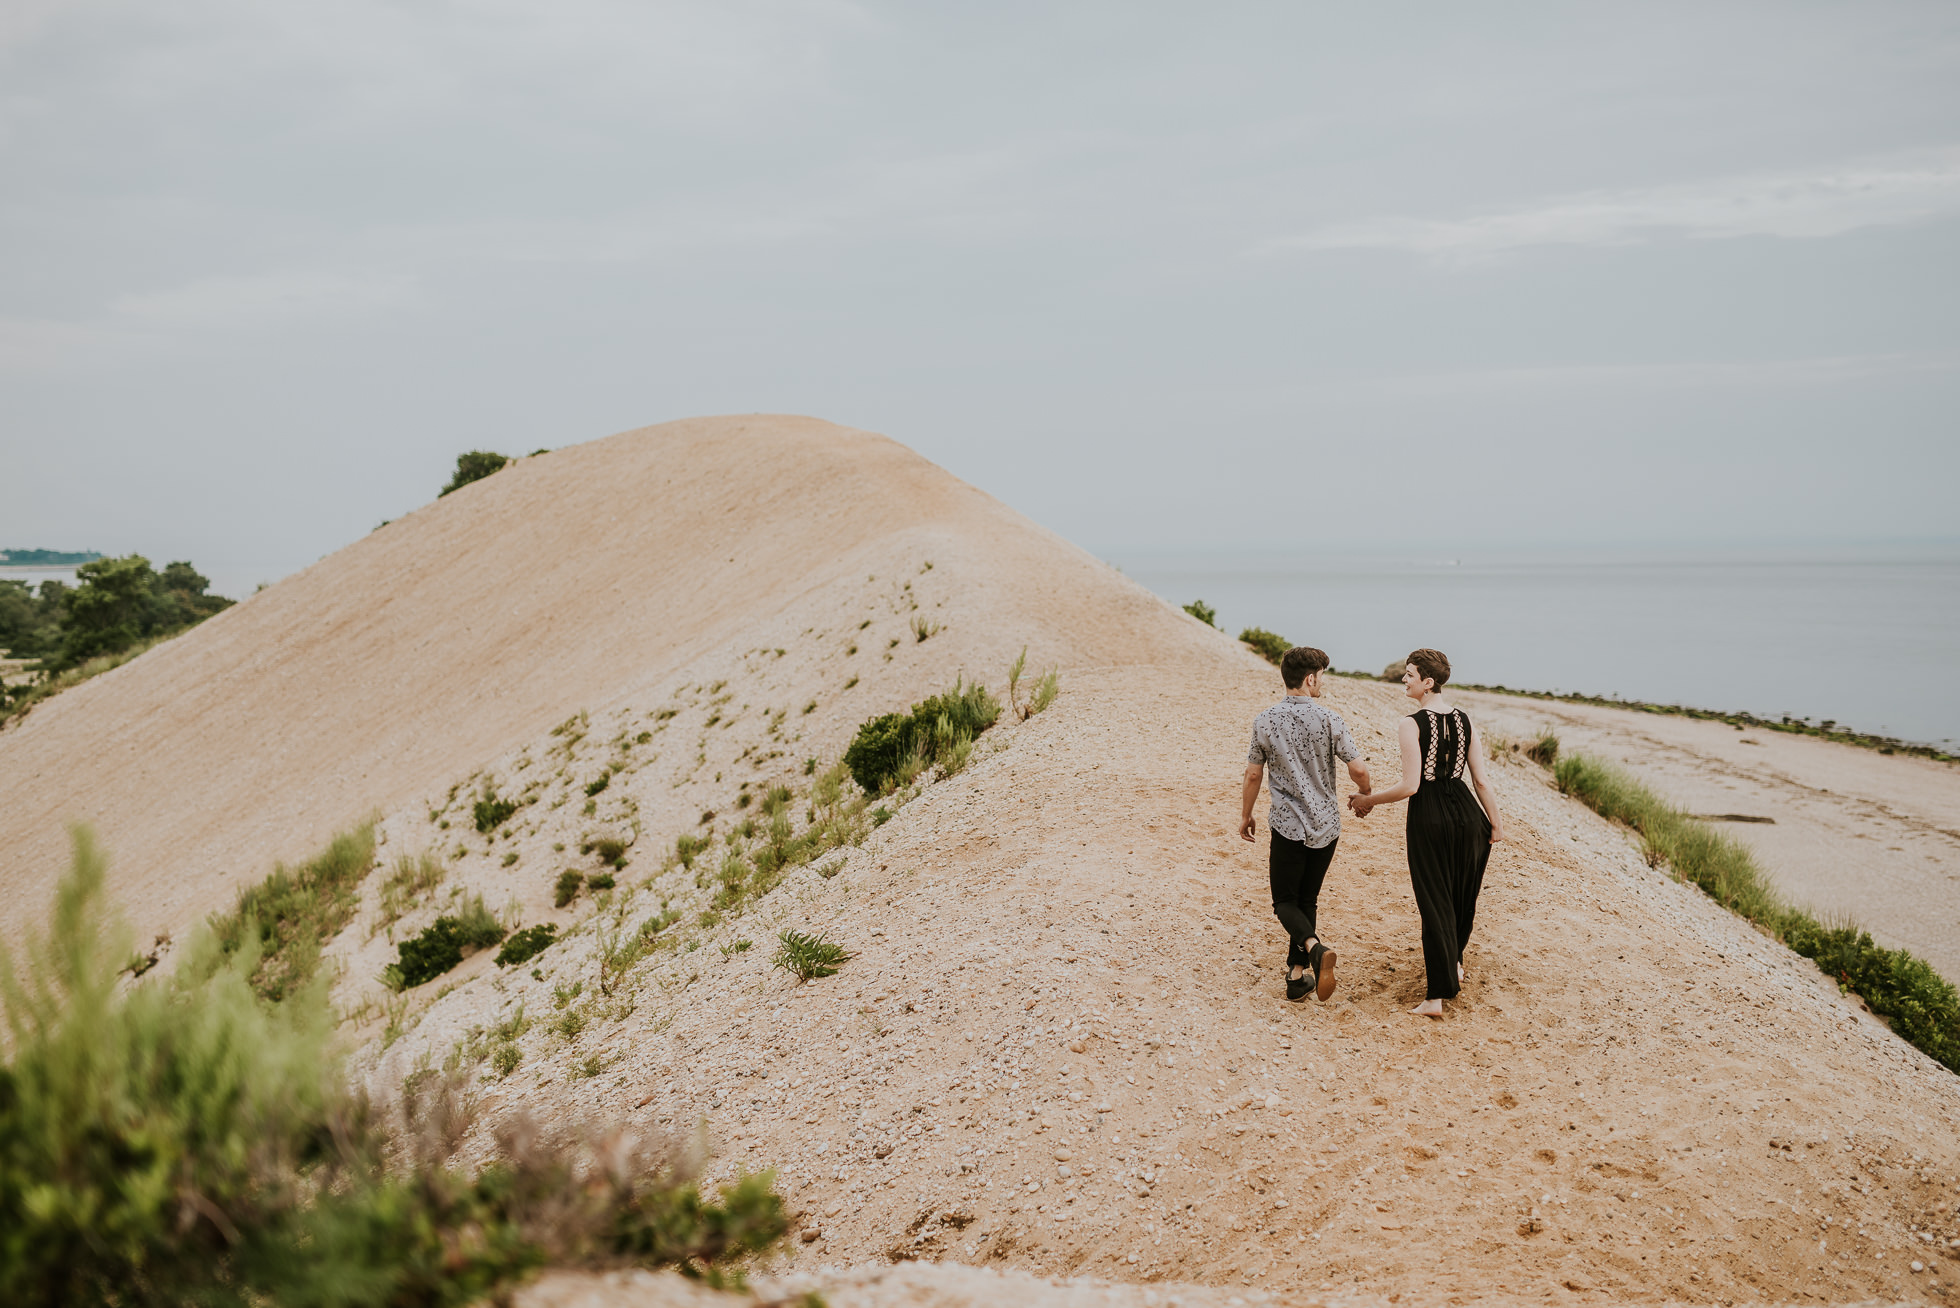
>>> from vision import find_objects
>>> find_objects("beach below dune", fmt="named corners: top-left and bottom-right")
top-left (1456, 688), bottom-right (1960, 985)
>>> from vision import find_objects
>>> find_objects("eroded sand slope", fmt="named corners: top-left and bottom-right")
top-left (4, 416), bottom-right (1957, 1306)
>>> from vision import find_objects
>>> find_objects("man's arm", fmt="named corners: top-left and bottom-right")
top-left (1346, 757), bottom-right (1372, 801)
top-left (1240, 762), bottom-right (1263, 841)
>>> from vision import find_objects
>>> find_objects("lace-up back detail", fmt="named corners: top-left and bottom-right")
top-left (1416, 708), bottom-right (1472, 783)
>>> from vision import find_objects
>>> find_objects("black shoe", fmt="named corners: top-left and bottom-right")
top-left (1285, 971), bottom-right (1313, 1002)
top-left (1310, 942), bottom-right (1338, 1001)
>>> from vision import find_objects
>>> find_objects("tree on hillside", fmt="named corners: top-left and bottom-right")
top-left (440, 450), bottom-right (510, 497)
top-left (0, 580), bottom-right (65, 659)
top-left (53, 555), bottom-right (233, 670)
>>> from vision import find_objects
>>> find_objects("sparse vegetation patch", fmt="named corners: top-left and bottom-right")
top-left (0, 830), bottom-right (789, 1304)
top-left (384, 894), bottom-right (507, 990)
top-left (203, 822), bottom-right (376, 1002)
top-left (843, 678), bottom-right (1000, 795)
top-left (1554, 752), bottom-right (1959, 1073)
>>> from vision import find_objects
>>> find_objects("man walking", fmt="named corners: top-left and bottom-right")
top-left (1241, 646), bottom-right (1371, 1002)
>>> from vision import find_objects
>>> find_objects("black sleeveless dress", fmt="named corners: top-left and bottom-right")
top-left (1407, 707), bottom-right (1492, 1001)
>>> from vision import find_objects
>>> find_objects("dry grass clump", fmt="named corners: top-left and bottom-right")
top-left (376, 849), bottom-right (447, 935)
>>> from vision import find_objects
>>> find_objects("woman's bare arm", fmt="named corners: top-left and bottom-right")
top-left (1350, 717), bottom-right (1421, 815)
top-left (1465, 720), bottom-right (1505, 843)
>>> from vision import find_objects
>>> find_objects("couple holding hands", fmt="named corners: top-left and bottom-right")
top-left (1239, 645), bottom-right (1504, 1018)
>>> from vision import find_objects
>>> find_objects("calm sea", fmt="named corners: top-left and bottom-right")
top-left (1106, 544), bottom-right (1960, 748)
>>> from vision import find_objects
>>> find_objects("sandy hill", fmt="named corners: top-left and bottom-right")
top-left (4, 416), bottom-right (1958, 1308)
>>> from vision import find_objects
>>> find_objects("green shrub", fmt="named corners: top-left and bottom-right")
top-left (1555, 753), bottom-right (1959, 1074)
top-left (203, 823), bottom-right (376, 1002)
top-left (439, 450), bottom-right (510, 497)
top-left (491, 1042), bottom-right (522, 1077)
top-left (1238, 627), bottom-right (1289, 665)
top-left (587, 872), bottom-right (616, 891)
top-left (842, 678), bottom-right (1000, 795)
top-left (385, 895), bottom-right (506, 990)
top-left (474, 795), bottom-right (518, 833)
top-left (584, 772), bottom-right (611, 798)
top-left (494, 924), bottom-right (557, 969)
top-left (1182, 599), bottom-right (1217, 628)
top-left (771, 929), bottom-right (853, 982)
top-left (1, 828), bottom-right (790, 1304)
top-left (675, 833), bottom-right (708, 869)
top-left (583, 837), bottom-right (628, 869)
top-left (554, 870), bottom-right (584, 909)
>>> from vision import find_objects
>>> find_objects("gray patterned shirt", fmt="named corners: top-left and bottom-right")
top-left (1248, 697), bottom-right (1363, 848)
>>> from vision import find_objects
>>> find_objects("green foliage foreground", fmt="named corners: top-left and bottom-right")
top-left (1554, 754), bottom-right (1960, 1074)
top-left (0, 828), bottom-right (787, 1307)
top-left (843, 677), bottom-right (1001, 796)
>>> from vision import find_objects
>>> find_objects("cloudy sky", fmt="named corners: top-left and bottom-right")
top-left (4, 2), bottom-right (1957, 583)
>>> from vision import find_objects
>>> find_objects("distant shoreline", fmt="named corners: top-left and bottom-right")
top-left (1330, 667), bottom-right (1959, 764)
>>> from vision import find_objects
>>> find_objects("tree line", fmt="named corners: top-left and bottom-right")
top-left (0, 556), bottom-right (233, 673)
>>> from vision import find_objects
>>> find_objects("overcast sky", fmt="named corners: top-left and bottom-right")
top-left (4, 2), bottom-right (1957, 584)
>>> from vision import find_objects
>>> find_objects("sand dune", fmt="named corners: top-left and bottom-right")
top-left (4, 416), bottom-right (1957, 1306)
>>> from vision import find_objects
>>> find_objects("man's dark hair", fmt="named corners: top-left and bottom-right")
top-left (1280, 646), bottom-right (1330, 690)
top-left (1406, 647), bottom-right (1452, 691)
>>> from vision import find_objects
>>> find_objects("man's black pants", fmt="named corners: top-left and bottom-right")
top-left (1269, 831), bottom-right (1338, 968)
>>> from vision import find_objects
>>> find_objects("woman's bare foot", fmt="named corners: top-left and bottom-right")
top-left (1411, 999), bottom-right (1444, 1018)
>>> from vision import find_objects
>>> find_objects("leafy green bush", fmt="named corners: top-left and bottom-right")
top-left (439, 450), bottom-right (510, 497)
top-left (474, 794), bottom-right (518, 833)
top-left (1238, 627), bottom-right (1289, 666)
top-left (584, 772), bottom-right (611, 798)
top-left (1182, 599), bottom-right (1217, 628)
top-left (554, 870), bottom-right (584, 909)
top-left (772, 929), bottom-right (853, 983)
top-left (675, 833), bottom-right (708, 869)
top-left (843, 678), bottom-right (1000, 795)
top-left (587, 872), bottom-right (616, 891)
top-left (203, 823), bottom-right (376, 1001)
top-left (384, 895), bottom-right (506, 990)
top-left (1555, 753), bottom-right (1959, 1074)
top-left (495, 924), bottom-right (558, 969)
top-left (0, 833), bottom-right (791, 1304)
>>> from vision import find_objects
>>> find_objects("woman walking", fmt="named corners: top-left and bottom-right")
top-left (1348, 649), bottom-right (1504, 1016)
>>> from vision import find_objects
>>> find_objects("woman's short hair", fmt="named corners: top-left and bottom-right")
top-left (1406, 648), bottom-right (1451, 691)
top-left (1281, 646), bottom-right (1329, 689)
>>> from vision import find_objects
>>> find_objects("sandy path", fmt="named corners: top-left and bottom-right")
top-left (1456, 690), bottom-right (1960, 984)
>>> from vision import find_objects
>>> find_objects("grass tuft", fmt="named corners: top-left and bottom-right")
top-left (1554, 753), bottom-right (1959, 1073)
top-left (203, 823), bottom-right (376, 1001)
top-left (1181, 599), bottom-right (1217, 628)
top-left (771, 929), bottom-right (853, 982)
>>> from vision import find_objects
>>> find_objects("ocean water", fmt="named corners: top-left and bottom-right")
top-left (1107, 544), bottom-right (1960, 748)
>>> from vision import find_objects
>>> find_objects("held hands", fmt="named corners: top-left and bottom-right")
top-left (1347, 792), bottom-right (1374, 818)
